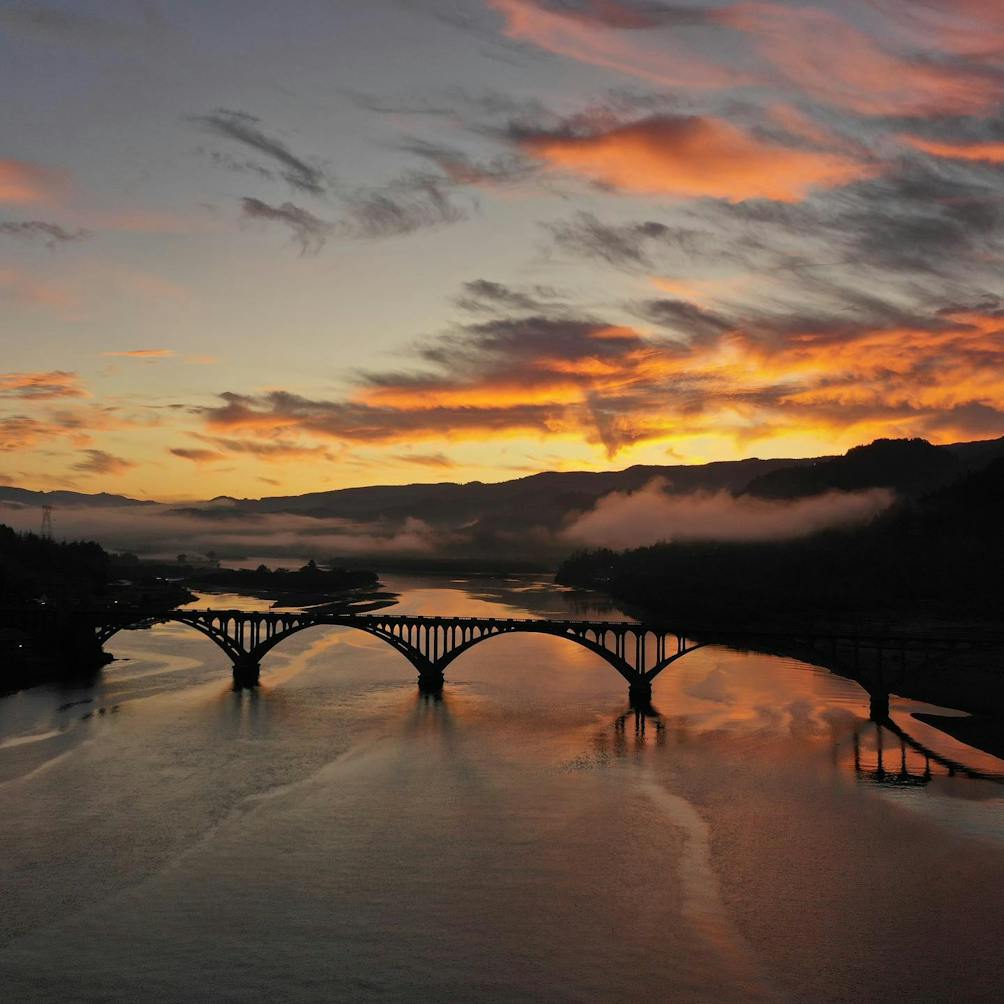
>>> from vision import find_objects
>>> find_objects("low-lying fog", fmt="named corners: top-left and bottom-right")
top-left (1, 479), bottom-right (894, 561)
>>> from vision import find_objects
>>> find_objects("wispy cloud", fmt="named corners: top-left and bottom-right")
top-left (0, 371), bottom-right (86, 399)
top-left (392, 452), bottom-right (456, 468)
top-left (102, 348), bottom-right (175, 360)
top-left (170, 447), bottom-right (226, 464)
top-left (456, 278), bottom-right (562, 313)
top-left (490, 0), bottom-right (1003, 116)
top-left (343, 173), bottom-right (465, 238)
top-left (71, 449), bottom-right (137, 476)
top-left (545, 212), bottom-right (703, 270)
top-left (239, 180), bottom-right (464, 251)
top-left (240, 198), bottom-right (334, 255)
top-left (0, 220), bottom-right (90, 246)
top-left (190, 108), bottom-right (329, 195)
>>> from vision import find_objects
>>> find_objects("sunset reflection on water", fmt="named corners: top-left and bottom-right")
top-left (1, 575), bottom-right (1003, 1002)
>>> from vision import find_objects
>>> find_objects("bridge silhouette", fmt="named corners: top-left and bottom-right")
top-left (94, 609), bottom-right (704, 703)
top-left (6, 606), bottom-right (1001, 710)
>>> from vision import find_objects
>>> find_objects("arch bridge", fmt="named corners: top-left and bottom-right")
top-left (61, 608), bottom-right (701, 704)
top-left (5, 608), bottom-right (1001, 709)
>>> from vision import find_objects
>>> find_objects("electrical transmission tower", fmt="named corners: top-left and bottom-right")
top-left (40, 505), bottom-right (54, 540)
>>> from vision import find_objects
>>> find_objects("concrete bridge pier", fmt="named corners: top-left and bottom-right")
top-left (868, 690), bottom-right (890, 722)
top-left (417, 669), bottom-right (445, 694)
top-left (628, 677), bottom-right (653, 708)
top-left (232, 657), bottom-right (261, 689)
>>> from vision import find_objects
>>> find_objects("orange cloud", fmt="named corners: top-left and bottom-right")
top-left (492, 1), bottom-right (1000, 117)
top-left (0, 400), bottom-right (154, 453)
top-left (0, 159), bottom-right (65, 204)
top-left (900, 136), bottom-right (1004, 163)
top-left (489, 0), bottom-right (739, 91)
top-left (517, 115), bottom-right (870, 202)
top-left (874, 0), bottom-right (1004, 56)
top-left (0, 416), bottom-right (86, 451)
top-left (723, 2), bottom-right (1000, 115)
top-left (0, 371), bottom-right (86, 399)
top-left (102, 348), bottom-right (175, 359)
top-left (199, 303), bottom-right (1004, 462)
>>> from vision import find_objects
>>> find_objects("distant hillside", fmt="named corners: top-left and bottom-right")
top-left (2, 435), bottom-right (1003, 562)
top-left (743, 436), bottom-right (1004, 500)
top-left (231, 457), bottom-right (811, 531)
top-left (557, 456), bottom-right (1004, 625)
top-left (0, 487), bottom-right (156, 509)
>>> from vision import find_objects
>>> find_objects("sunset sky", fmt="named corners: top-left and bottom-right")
top-left (2, 0), bottom-right (1003, 500)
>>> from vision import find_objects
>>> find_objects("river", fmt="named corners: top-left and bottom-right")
top-left (1, 575), bottom-right (1003, 1002)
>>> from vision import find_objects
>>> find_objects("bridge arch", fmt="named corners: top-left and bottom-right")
top-left (431, 623), bottom-right (638, 682)
top-left (245, 618), bottom-right (433, 675)
top-left (97, 614), bottom-right (247, 664)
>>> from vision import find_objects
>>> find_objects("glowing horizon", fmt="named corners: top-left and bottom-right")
top-left (2, 1), bottom-right (1003, 499)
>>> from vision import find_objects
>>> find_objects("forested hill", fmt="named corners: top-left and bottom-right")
top-left (742, 437), bottom-right (1003, 500)
top-left (556, 457), bottom-right (1004, 627)
top-left (0, 526), bottom-right (109, 606)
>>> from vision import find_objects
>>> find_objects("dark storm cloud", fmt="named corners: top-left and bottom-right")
top-left (240, 198), bottom-right (334, 255)
top-left (0, 220), bottom-right (91, 246)
top-left (190, 109), bottom-right (329, 196)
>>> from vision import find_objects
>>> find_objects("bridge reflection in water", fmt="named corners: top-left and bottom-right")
top-left (851, 717), bottom-right (1004, 787)
top-left (595, 700), bottom-right (1004, 789)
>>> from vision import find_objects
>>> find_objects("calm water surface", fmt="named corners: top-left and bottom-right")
top-left (1, 576), bottom-right (1003, 1002)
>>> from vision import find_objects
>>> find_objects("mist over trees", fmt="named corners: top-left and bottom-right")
top-left (556, 456), bottom-right (1004, 627)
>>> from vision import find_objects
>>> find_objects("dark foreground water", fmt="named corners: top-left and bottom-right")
top-left (2, 576), bottom-right (1004, 1003)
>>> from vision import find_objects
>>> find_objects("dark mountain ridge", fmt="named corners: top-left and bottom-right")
top-left (239, 456), bottom-right (811, 530)
top-left (3, 435), bottom-right (1003, 562)
top-left (557, 454), bottom-right (1004, 626)
top-left (743, 437), bottom-right (1002, 500)
top-left (0, 487), bottom-right (157, 509)
top-left (7, 436), bottom-right (1001, 520)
